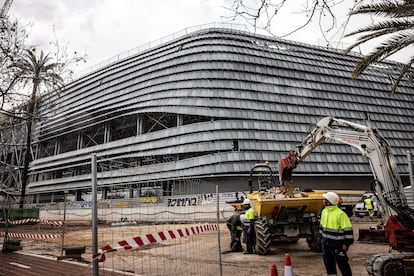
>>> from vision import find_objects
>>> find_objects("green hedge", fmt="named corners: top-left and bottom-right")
top-left (0, 208), bottom-right (39, 220)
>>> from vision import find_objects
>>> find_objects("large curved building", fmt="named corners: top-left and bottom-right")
top-left (15, 26), bottom-right (414, 202)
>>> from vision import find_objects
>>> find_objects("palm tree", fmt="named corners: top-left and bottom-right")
top-left (345, 0), bottom-right (414, 94)
top-left (12, 49), bottom-right (63, 208)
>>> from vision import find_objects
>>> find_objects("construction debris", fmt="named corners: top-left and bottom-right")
top-left (258, 186), bottom-right (305, 199)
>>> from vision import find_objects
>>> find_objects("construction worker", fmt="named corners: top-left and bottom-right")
top-left (320, 192), bottom-right (354, 276)
top-left (225, 208), bottom-right (243, 252)
top-left (364, 196), bottom-right (374, 221)
top-left (241, 198), bottom-right (255, 254)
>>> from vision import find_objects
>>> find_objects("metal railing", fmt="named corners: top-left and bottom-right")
top-left (73, 22), bottom-right (249, 80)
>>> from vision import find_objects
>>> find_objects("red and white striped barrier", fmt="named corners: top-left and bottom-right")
top-left (0, 232), bottom-right (62, 239)
top-left (93, 223), bottom-right (219, 262)
top-left (0, 218), bottom-right (64, 226)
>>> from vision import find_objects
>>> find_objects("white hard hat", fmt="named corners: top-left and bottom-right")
top-left (243, 198), bottom-right (251, 205)
top-left (323, 192), bottom-right (339, 205)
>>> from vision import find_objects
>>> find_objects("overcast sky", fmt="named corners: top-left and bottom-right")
top-left (7, 0), bottom-right (388, 76)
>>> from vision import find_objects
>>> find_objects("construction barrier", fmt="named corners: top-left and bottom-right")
top-left (94, 223), bottom-right (219, 262)
top-left (0, 218), bottom-right (64, 226)
top-left (0, 218), bottom-right (64, 240)
top-left (0, 232), bottom-right (61, 239)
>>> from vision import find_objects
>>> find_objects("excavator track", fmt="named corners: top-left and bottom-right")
top-left (367, 252), bottom-right (414, 276)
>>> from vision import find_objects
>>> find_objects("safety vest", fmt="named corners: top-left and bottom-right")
top-left (364, 198), bottom-right (373, 210)
top-left (320, 205), bottom-right (354, 247)
top-left (243, 207), bottom-right (255, 227)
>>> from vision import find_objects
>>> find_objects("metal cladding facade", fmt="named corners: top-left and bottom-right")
top-left (28, 27), bottom-right (414, 196)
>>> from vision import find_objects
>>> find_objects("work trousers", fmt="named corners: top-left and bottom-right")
top-left (322, 242), bottom-right (352, 276)
top-left (230, 230), bottom-right (243, 251)
top-left (243, 226), bottom-right (255, 253)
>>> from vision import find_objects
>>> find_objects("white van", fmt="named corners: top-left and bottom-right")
top-left (404, 186), bottom-right (414, 209)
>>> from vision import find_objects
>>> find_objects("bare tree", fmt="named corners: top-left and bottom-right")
top-left (0, 15), bottom-right (27, 110)
top-left (0, 7), bottom-right (86, 206)
top-left (224, 0), bottom-right (360, 41)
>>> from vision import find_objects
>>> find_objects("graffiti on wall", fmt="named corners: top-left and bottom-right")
top-left (166, 193), bottom-right (215, 207)
top-left (76, 201), bottom-right (92, 209)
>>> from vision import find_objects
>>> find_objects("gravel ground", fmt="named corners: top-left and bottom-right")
top-left (16, 216), bottom-right (390, 275)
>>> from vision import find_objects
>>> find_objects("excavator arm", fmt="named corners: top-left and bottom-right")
top-left (279, 117), bottom-right (370, 185)
top-left (279, 116), bottom-right (414, 275)
top-left (279, 117), bottom-right (414, 243)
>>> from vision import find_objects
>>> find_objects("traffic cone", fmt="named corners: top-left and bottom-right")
top-left (284, 253), bottom-right (293, 276)
top-left (270, 263), bottom-right (278, 276)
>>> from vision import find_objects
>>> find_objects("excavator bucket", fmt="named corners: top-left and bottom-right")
top-left (278, 151), bottom-right (298, 186)
top-left (358, 227), bottom-right (388, 244)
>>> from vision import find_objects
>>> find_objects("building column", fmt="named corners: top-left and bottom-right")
top-left (177, 114), bottom-right (183, 126)
top-left (104, 123), bottom-right (111, 143)
top-left (137, 114), bottom-right (143, 135)
top-left (102, 187), bottom-right (108, 200)
top-left (77, 134), bottom-right (83, 150)
top-left (54, 140), bottom-right (60, 155)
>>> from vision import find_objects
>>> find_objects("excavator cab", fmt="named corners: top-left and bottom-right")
top-left (248, 163), bottom-right (278, 193)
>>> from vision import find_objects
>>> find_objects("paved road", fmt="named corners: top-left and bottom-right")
top-left (0, 252), bottom-right (128, 276)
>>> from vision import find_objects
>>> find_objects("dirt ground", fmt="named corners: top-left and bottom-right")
top-left (18, 216), bottom-right (389, 275)
top-left (219, 219), bottom-right (389, 276)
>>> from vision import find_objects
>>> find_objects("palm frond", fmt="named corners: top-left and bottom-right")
top-left (407, 56), bottom-right (414, 82)
top-left (351, 32), bottom-right (414, 78)
top-left (344, 0), bottom-right (414, 94)
top-left (9, 48), bottom-right (65, 95)
top-left (390, 58), bottom-right (414, 95)
top-left (346, 19), bottom-right (414, 37)
top-left (350, 1), bottom-right (414, 18)
top-left (344, 29), bottom-right (390, 54)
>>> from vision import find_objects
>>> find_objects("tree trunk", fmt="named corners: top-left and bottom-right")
top-left (19, 81), bottom-right (38, 208)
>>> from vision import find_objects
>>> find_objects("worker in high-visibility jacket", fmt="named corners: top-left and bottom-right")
top-left (226, 209), bottom-right (243, 252)
top-left (364, 196), bottom-right (374, 221)
top-left (320, 192), bottom-right (354, 276)
top-left (241, 198), bottom-right (255, 254)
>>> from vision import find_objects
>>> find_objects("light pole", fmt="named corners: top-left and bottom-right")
top-left (92, 154), bottom-right (99, 276)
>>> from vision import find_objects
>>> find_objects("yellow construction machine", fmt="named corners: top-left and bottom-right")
top-left (227, 163), bottom-right (325, 255)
